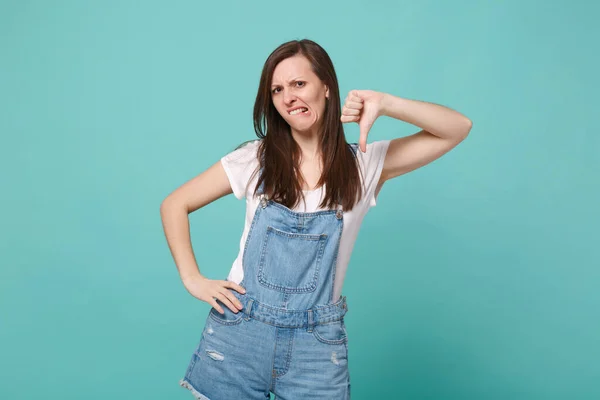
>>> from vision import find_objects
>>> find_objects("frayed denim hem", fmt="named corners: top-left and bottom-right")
top-left (179, 379), bottom-right (211, 400)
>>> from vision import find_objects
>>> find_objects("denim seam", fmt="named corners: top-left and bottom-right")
top-left (246, 313), bottom-right (344, 329)
top-left (268, 200), bottom-right (339, 217)
top-left (274, 328), bottom-right (295, 378)
top-left (265, 225), bottom-right (326, 239)
top-left (329, 221), bottom-right (344, 300)
top-left (345, 339), bottom-right (351, 400)
top-left (183, 352), bottom-right (198, 379)
top-left (269, 330), bottom-right (278, 392)
top-left (241, 296), bottom-right (344, 313)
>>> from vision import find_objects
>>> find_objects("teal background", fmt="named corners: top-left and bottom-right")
top-left (1, 0), bottom-right (598, 398)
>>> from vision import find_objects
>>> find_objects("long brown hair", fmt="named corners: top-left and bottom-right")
top-left (241, 39), bottom-right (363, 211)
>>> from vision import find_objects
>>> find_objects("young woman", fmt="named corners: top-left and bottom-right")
top-left (160, 39), bottom-right (472, 399)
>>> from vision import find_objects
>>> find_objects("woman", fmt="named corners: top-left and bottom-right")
top-left (160, 39), bottom-right (472, 399)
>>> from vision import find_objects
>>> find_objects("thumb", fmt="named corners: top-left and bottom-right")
top-left (358, 117), bottom-right (373, 153)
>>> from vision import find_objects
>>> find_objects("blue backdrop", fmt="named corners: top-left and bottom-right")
top-left (1, 1), bottom-right (598, 398)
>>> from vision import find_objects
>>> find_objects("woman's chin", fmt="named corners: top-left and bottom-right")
top-left (290, 120), bottom-right (323, 134)
top-left (291, 125), bottom-right (317, 135)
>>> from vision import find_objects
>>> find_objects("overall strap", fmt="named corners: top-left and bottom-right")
top-left (334, 143), bottom-right (359, 215)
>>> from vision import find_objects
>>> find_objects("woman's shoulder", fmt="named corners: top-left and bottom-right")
top-left (220, 139), bottom-right (262, 200)
top-left (233, 138), bottom-right (262, 153)
top-left (222, 139), bottom-right (262, 165)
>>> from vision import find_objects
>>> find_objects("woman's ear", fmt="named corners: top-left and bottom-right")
top-left (325, 86), bottom-right (329, 99)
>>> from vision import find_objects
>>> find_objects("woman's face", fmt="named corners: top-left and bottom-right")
top-left (271, 54), bottom-right (329, 137)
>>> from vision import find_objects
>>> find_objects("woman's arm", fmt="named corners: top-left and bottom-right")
top-left (379, 94), bottom-right (472, 182)
top-left (341, 90), bottom-right (472, 182)
top-left (160, 160), bottom-right (232, 283)
top-left (160, 160), bottom-right (245, 313)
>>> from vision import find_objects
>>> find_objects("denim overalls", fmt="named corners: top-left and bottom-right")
top-left (180, 144), bottom-right (358, 400)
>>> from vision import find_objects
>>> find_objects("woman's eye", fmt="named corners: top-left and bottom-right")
top-left (272, 82), bottom-right (303, 94)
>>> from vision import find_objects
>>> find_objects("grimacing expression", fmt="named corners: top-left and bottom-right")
top-left (270, 55), bottom-right (329, 135)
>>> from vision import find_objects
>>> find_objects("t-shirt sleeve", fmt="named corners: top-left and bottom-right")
top-left (356, 139), bottom-right (391, 207)
top-left (220, 140), bottom-right (260, 200)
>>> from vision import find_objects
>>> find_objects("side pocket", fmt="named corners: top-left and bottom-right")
top-left (208, 305), bottom-right (244, 326)
top-left (312, 319), bottom-right (348, 345)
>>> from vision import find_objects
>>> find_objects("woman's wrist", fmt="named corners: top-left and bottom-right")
top-left (182, 271), bottom-right (205, 287)
top-left (380, 92), bottom-right (404, 118)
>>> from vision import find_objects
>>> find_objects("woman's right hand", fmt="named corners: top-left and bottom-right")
top-left (183, 275), bottom-right (246, 314)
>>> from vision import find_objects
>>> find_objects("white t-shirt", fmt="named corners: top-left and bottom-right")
top-left (220, 139), bottom-right (391, 302)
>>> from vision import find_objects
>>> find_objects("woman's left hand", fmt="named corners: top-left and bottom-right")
top-left (340, 90), bottom-right (386, 152)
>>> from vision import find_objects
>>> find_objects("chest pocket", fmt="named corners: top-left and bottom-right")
top-left (257, 226), bottom-right (327, 293)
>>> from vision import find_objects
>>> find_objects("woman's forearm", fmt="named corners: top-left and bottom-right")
top-left (381, 93), bottom-right (472, 140)
top-left (160, 199), bottom-right (205, 285)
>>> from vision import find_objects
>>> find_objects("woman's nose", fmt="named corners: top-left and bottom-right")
top-left (283, 90), bottom-right (296, 104)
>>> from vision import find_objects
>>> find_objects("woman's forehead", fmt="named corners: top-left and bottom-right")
top-left (272, 56), bottom-right (313, 83)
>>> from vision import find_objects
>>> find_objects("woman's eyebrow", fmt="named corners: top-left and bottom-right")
top-left (271, 77), bottom-right (304, 87)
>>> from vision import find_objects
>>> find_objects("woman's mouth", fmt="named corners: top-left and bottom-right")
top-left (288, 107), bottom-right (309, 116)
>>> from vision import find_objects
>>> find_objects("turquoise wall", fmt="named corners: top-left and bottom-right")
top-left (1, 1), bottom-right (598, 398)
